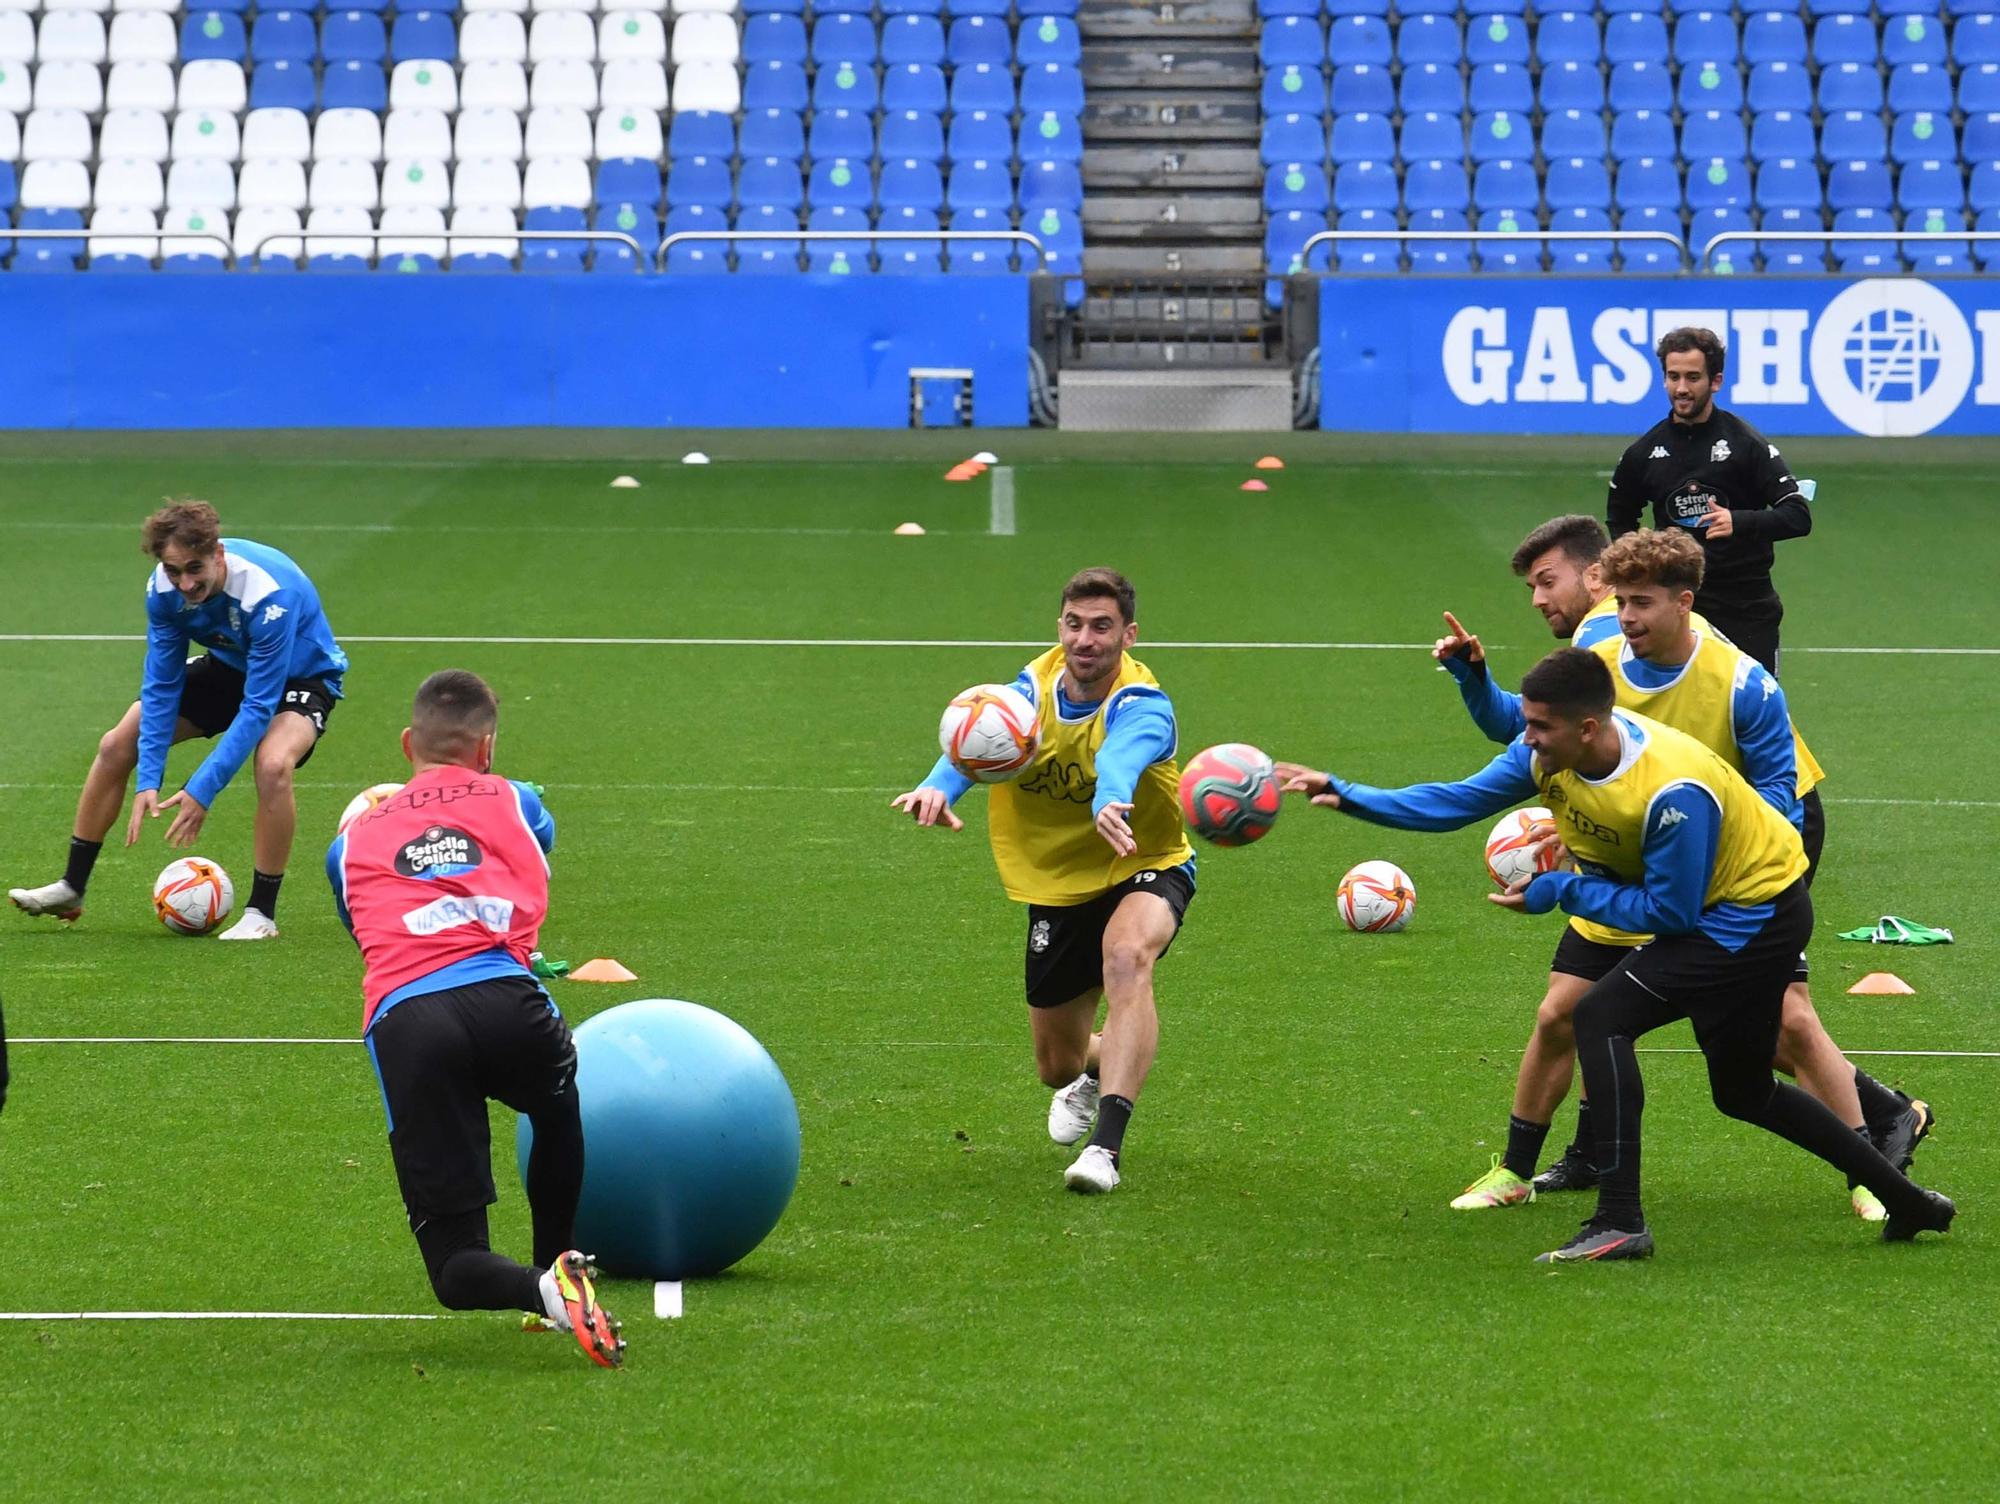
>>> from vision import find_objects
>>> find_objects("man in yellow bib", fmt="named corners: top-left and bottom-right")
top-left (1275, 649), bottom-right (1955, 1262)
top-left (891, 568), bottom-right (1196, 1195)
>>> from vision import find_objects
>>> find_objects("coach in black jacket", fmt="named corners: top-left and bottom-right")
top-left (1606, 326), bottom-right (1812, 676)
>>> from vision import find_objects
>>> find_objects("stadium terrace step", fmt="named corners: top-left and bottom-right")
top-left (1057, 366), bottom-right (1294, 427)
top-left (1083, 147), bottom-right (1264, 191)
top-left (1080, 194), bottom-right (1265, 237)
top-left (1079, 290), bottom-right (1270, 329)
top-left (1082, 246), bottom-right (1267, 276)
top-left (1071, 339), bottom-right (1279, 367)
top-left (1082, 43), bottom-right (1260, 89)
top-left (1084, 94), bottom-right (1261, 142)
top-left (1077, 0), bottom-right (1258, 42)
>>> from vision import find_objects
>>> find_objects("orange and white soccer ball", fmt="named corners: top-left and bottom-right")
top-left (1336, 860), bottom-right (1417, 933)
top-left (1484, 807), bottom-right (1562, 889)
top-left (338, 782), bottom-right (406, 833)
top-left (153, 857), bottom-right (234, 936)
top-left (938, 683), bottom-right (1041, 783)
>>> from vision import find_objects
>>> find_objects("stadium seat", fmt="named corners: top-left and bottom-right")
top-left (1538, 59), bottom-right (1605, 111)
top-left (736, 107), bottom-right (802, 160)
top-left (1264, 161), bottom-right (1328, 213)
top-left (1832, 205), bottom-right (1902, 271)
top-left (744, 61), bottom-right (808, 112)
top-left (1975, 207), bottom-right (2000, 270)
top-left (461, 11), bottom-right (527, 63)
top-left (1604, 12), bottom-right (1669, 65)
top-left (1672, 10), bottom-right (1735, 66)
top-left (1329, 62), bottom-right (1391, 115)
top-left (1019, 63), bottom-right (1083, 116)
top-left (522, 156), bottom-right (591, 209)
top-left (23, 107), bottom-right (92, 162)
top-left (247, 9), bottom-right (313, 64)
top-left (1408, 208), bottom-right (1473, 272)
top-left (1017, 15), bottom-right (1079, 66)
top-left (1400, 109), bottom-right (1464, 162)
top-left (594, 155), bottom-right (659, 208)
top-left (315, 106), bottom-right (383, 163)
top-left (1541, 108), bottom-right (1606, 160)
top-left (320, 61), bottom-right (386, 112)
top-left (667, 153), bottom-right (730, 209)
top-left (1548, 204), bottom-right (1614, 267)
top-left (388, 107), bottom-right (453, 160)
top-left (1618, 203), bottom-right (1682, 269)
top-left (1883, 13), bottom-right (1946, 66)
top-left (99, 108), bottom-right (167, 164)
top-left (302, 204), bottom-right (374, 267)
top-left (1958, 15), bottom-right (2000, 66)
top-left (173, 108), bottom-right (239, 163)
top-left (1258, 16), bottom-right (1322, 68)
top-left (1546, 155), bottom-right (1612, 210)
top-left (949, 109), bottom-right (1010, 163)
top-left (1906, 206), bottom-right (1970, 270)
top-left (380, 157), bottom-right (449, 213)
top-left (1333, 159), bottom-right (1397, 213)
top-left (882, 16), bottom-right (945, 68)
top-left (15, 206), bottom-right (85, 269)
top-left (450, 203), bottom-right (520, 266)
top-left (1476, 207), bottom-right (1541, 273)
top-left (1805, 0), bottom-right (1871, 16)
top-left (238, 157), bottom-right (308, 212)
top-left (1472, 156), bottom-right (1534, 209)
top-left (1890, 63), bottom-right (1954, 115)
top-left (1469, 110), bottom-right (1531, 163)
top-left (1742, 11), bottom-right (1808, 66)
top-left (949, 14), bottom-right (1010, 65)
top-left (948, 156), bottom-right (1013, 211)
top-left (178, 59), bottom-right (248, 113)
top-left (1686, 157), bottom-right (1749, 211)
top-left (247, 59), bottom-right (314, 113)
top-left (876, 205), bottom-right (941, 273)
top-left (808, 107), bottom-right (871, 160)
top-left (1967, 111), bottom-right (2000, 162)
top-left (93, 157), bottom-right (163, 212)
top-left (1266, 65), bottom-right (1328, 116)
top-left (455, 106), bottom-right (523, 163)
top-left (884, 62), bottom-right (947, 114)
top-left (1326, 206), bottom-right (1394, 273)
top-left (1327, 16), bottom-right (1390, 65)
top-left (323, 11), bottom-right (387, 64)
top-left (1748, 109), bottom-right (1813, 164)
top-left (674, 61), bottom-right (739, 114)
top-left (882, 108), bottom-right (945, 162)
top-left (1264, 207), bottom-right (1329, 293)
top-left (812, 59), bottom-right (878, 112)
top-left (1262, 111), bottom-right (1323, 167)
top-left (803, 155), bottom-right (867, 212)
top-left (805, 203), bottom-right (871, 274)
top-left (1536, 11), bottom-right (1600, 66)
top-left (1678, 59), bottom-right (1743, 112)
top-left (1469, 62), bottom-right (1532, 113)
top-left (743, 13), bottom-right (806, 63)
top-left (1610, 108), bottom-right (1675, 161)
top-left (1755, 156), bottom-right (1823, 211)
top-left (1811, 16), bottom-right (1875, 67)
top-left (603, 11), bottom-right (668, 64)
top-left (40, 10), bottom-right (108, 64)
top-left (1397, 15), bottom-right (1461, 67)
top-left (596, 107), bottom-right (663, 162)
top-left (456, 157), bottom-right (523, 210)
top-left (1330, 112), bottom-right (1393, 167)
top-left (1817, 62), bottom-right (1884, 113)
top-left (531, 12), bottom-right (598, 65)
top-left (599, 59), bottom-right (665, 111)
top-left (1891, 112), bottom-right (1956, 165)
top-left (669, 111), bottom-right (734, 162)
top-left (1403, 157), bottom-right (1470, 211)
top-left (951, 61), bottom-right (1013, 114)
top-left (1757, 204), bottom-right (1826, 269)
top-left (1465, 13), bottom-right (1528, 65)
top-left (1608, 60), bottom-right (1672, 111)
top-left (1615, 155), bottom-right (1679, 211)
top-left (167, 156), bottom-right (237, 210)
top-left (1827, 158), bottom-right (1894, 212)
top-left (1019, 111), bottom-right (1081, 165)
top-left (392, 12), bottom-right (455, 65)
top-left (1747, 61), bottom-right (1812, 113)
top-left (1398, 63), bottom-right (1465, 116)
top-left (1821, 109), bottom-right (1886, 166)
top-left (881, 156), bottom-right (945, 212)
top-left (661, 203), bottom-right (727, 273)
top-left (521, 204), bottom-right (588, 270)
top-left (1681, 109), bottom-right (1745, 163)
top-left (88, 205), bottom-right (161, 266)
top-left (1899, 159), bottom-right (1964, 213)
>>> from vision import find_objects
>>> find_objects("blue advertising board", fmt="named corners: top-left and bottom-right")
top-left (1319, 277), bottom-right (2000, 436)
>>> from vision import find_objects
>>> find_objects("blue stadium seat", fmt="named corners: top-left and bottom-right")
top-left (947, 156), bottom-right (1013, 210)
top-left (1747, 61), bottom-right (1812, 112)
top-left (1609, 60), bottom-right (1673, 110)
top-left (735, 205), bottom-right (802, 274)
top-left (815, 12), bottom-right (879, 64)
top-left (1616, 155), bottom-right (1681, 210)
top-left (1672, 10), bottom-right (1736, 66)
top-left (390, 11), bottom-right (454, 64)
top-left (523, 207), bottom-right (587, 270)
top-left (1906, 205), bottom-right (1970, 269)
top-left (1022, 204), bottom-right (1083, 291)
top-left (1328, 16), bottom-right (1392, 65)
top-left (1018, 159), bottom-right (1082, 209)
top-left (883, 0), bottom-right (943, 14)
top-left (1396, 15), bottom-right (1461, 66)
top-left (875, 205), bottom-right (942, 272)
top-left (1678, 60), bottom-right (1743, 112)
top-left (882, 109), bottom-right (945, 161)
top-left (1832, 206), bottom-right (1903, 271)
top-left (1967, 111), bottom-right (2000, 161)
top-left (1891, 111), bottom-right (1956, 165)
top-left (1476, 208), bottom-right (1542, 272)
top-left (1259, 17), bottom-right (1324, 67)
top-left (804, 206), bottom-right (869, 273)
top-left (592, 204), bottom-right (654, 271)
top-left (1469, 63), bottom-right (1533, 113)
top-left (809, 107), bottom-right (872, 160)
top-left (0, 163), bottom-right (14, 218)
top-left (1020, 111), bottom-right (1082, 164)
top-left (1332, 207), bottom-right (1399, 272)
top-left (1889, 63), bottom-right (1953, 113)
top-left (1976, 206), bottom-right (2000, 269)
top-left (1742, 11), bottom-right (1808, 66)
top-left (736, 108), bottom-right (803, 160)
top-left (1464, 0), bottom-right (1531, 16)
top-left (1610, 108), bottom-right (1676, 161)
top-left (181, 11), bottom-right (248, 62)
top-left (1017, 16), bottom-right (1080, 65)
top-left (1898, 158), bottom-right (1964, 213)
top-left (1472, 156), bottom-right (1535, 208)
top-left (1686, 157), bottom-right (1749, 211)
top-left (1469, 110), bottom-right (1532, 162)
top-left (1330, 112), bottom-right (1394, 166)
top-left (1754, 155), bottom-right (1823, 211)
top-left (1021, 0), bottom-right (1081, 16)
top-left (1619, 204), bottom-right (1684, 268)
top-left (1548, 204), bottom-right (1615, 270)
top-left (1883, 13), bottom-right (1947, 65)
top-left (1748, 110), bottom-right (1813, 163)
top-left (1957, 14), bottom-right (2000, 64)
top-left (664, 204), bottom-right (729, 274)
top-left (1539, 60), bottom-right (1606, 111)
top-left (1395, 0), bottom-right (1455, 16)
top-left (1817, 62), bottom-right (1884, 112)
top-left (739, 156), bottom-right (804, 211)
top-left (808, 156), bottom-right (871, 209)
top-left (1535, 11), bottom-right (1600, 65)
top-left (1879, 0), bottom-right (1936, 12)
top-left (1827, 158), bottom-right (1894, 211)
top-left (323, 11), bottom-right (388, 64)
top-left (1964, 63), bottom-right (2000, 114)
top-left (813, 61), bottom-right (880, 112)
top-left (1408, 208), bottom-right (1474, 271)
top-left (667, 155), bottom-right (733, 210)
top-left (1260, 0), bottom-right (1321, 15)
top-left (322, 61), bottom-right (387, 111)
top-left (1605, 12), bottom-right (1669, 64)
top-left (1019, 65), bottom-right (1084, 116)
top-left (1403, 158), bottom-right (1471, 210)
top-left (1265, 209), bottom-right (1330, 294)
top-left (1330, 63), bottom-right (1392, 114)
top-left (1805, 0), bottom-right (1870, 16)
top-left (743, 61), bottom-right (807, 111)
top-left (1542, 108), bottom-right (1607, 159)
top-left (883, 15), bottom-right (945, 65)
top-left (743, 14), bottom-right (808, 63)
top-left (1333, 160), bottom-right (1398, 212)
top-left (1265, 66), bottom-right (1328, 116)
top-left (884, 63), bottom-right (948, 113)
top-left (1811, 16), bottom-right (1876, 66)
top-left (15, 209), bottom-right (84, 271)
top-left (1398, 64), bottom-right (1466, 115)
top-left (1681, 109), bottom-right (1746, 161)
top-left (597, 157), bottom-right (663, 207)
top-left (250, 11), bottom-right (315, 64)
top-left (1546, 155), bottom-right (1613, 210)
top-left (880, 157), bottom-right (944, 212)
top-left (946, 207), bottom-right (1017, 275)
top-left (951, 62), bottom-right (1014, 114)
top-left (1822, 110), bottom-right (1887, 163)
top-left (1687, 203), bottom-right (1752, 263)
top-left (250, 59), bottom-right (316, 111)
top-left (1400, 110), bottom-right (1464, 162)
top-left (1263, 112), bottom-right (1326, 165)
top-left (1265, 161), bottom-right (1329, 213)
top-left (949, 109), bottom-right (1012, 162)
top-left (1466, 13), bottom-right (1529, 65)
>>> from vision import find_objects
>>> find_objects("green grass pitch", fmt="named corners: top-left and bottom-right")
top-left (0, 431), bottom-right (1995, 1499)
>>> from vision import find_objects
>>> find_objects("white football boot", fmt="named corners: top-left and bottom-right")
top-left (1064, 1144), bottom-right (1121, 1194)
top-left (1047, 1072), bottom-right (1101, 1145)
top-left (217, 908), bottom-right (280, 941)
top-left (9, 879), bottom-right (83, 920)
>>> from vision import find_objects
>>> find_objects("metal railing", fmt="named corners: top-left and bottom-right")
top-left (2, 227), bottom-right (236, 264)
top-left (1300, 227), bottom-right (1690, 270)
top-left (653, 228), bottom-right (1048, 272)
top-left (1699, 229), bottom-right (2000, 271)
top-left (249, 227), bottom-right (647, 266)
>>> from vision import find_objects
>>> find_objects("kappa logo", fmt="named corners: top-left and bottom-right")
top-left (261, 603), bottom-right (288, 625)
top-left (1649, 446), bottom-right (1669, 459)
top-left (1710, 439), bottom-right (1732, 462)
top-left (1759, 673), bottom-right (1778, 699)
top-left (1656, 806), bottom-right (1687, 831)
top-left (1029, 918), bottom-right (1052, 954)
top-left (228, 606), bottom-right (241, 632)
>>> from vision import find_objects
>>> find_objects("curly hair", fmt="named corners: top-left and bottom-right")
top-left (1597, 527), bottom-right (1706, 596)
top-left (140, 500), bottom-right (222, 559)
top-left (1657, 326), bottom-right (1726, 380)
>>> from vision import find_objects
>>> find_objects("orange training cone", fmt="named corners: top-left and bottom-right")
top-left (944, 463), bottom-right (977, 481)
top-left (1240, 478), bottom-right (1269, 492)
top-left (569, 958), bottom-right (639, 983)
top-left (1847, 972), bottom-right (1916, 996)
top-left (1254, 456), bottom-right (1285, 470)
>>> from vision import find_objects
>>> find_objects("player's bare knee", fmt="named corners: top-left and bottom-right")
top-left (1534, 992), bottom-right (1578, 1049)
top-left (95, 723), bottom-right (139, 774)
top-left (253, 744), bottom-right (297, 795)
top-left (1101, 941), bottom-right (1155, 996)
top-left (1035, 1044), bottom-right (1084, 1088)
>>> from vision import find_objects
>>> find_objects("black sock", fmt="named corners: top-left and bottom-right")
top-left (1852, 1069), bottom-right (1906, 1137)
top-left (1504, 1115), bottom-right (1551, 1181)
top-left (63, 837), bottom-right (103, 896)
top-left (248, 869), bottom-right (283, 921)
top-left (1089, 1094), bottom-right (1134, 1161)
top-left (1564, 1097), bottom-right (1595, 1165)
top-left (1084, 1065), bottom-right (1099, 1082)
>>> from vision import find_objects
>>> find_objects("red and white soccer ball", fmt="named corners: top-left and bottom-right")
top-left (1484, 807), bottom-right (1562, 889)
top-left (338, 781), bottom-right (406, 833)
top-left (1178, 742), bottom-right (1282, 847)
top-left (153, 857), bottom-right (235, 936)
top-left (939, 683), bottom-right (1041, 783)
top-left (1336, 860), bottom-right (1417, 934)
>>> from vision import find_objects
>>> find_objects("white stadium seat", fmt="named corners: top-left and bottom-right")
top-left (172, 108), bottom-right (241, 163)
top-left (0, 13), bottom-right (31, 59)
top-left (106, 59), bottom-right (173, 111)
top-left (92, 155), bottom-right (164, 210)
top-left (533, 0), bottom-right (596, 12)
top-left (594, 106), bottom-right (663, 160)
top-left (530, 56), bottom-right (596, 109)
top-left (528, 10), bottom-right (595, 63)
top-left (46, 0), bottom-right (113, 15)
top-left (380, 156), bottom-right (450, 211)
top-left (454, 106), bottom-right (524, 162)
top-left (458, 60), bottom-right (528, 111)
top-left (177, 59), bottom-right (246, 113)
top-left (314, 106), bottom-right (384, 163)
top-left (304, 204), bottom-right (376, 260)
top-left (598, 59), bottom-right (667, 111)
top-left (378, 204), bottom-right (447, 259)
top-left (233, 204), bottom-right (301, 260)
top-left (159, 204), bottom-right (228, 261)
top-left (98, 107), bottom-right (167, 162)
top-left (383, 107), bottom-right (451, 161)
top-left (20, 157), bottom-right (91, 208)
top-left (451, 156), bottom-right (521, 209)
top-left (89, 205), bottom-right (160, 260)
top-left (390, 57), bottom-right (458, 112)
top-left (448, 204), bottom-right (519, 259)
top-left (670, 12), bottom-right (736, 65)
top-left (0, 66), bottom-right (26, 114)
top-left (166, 156), bottom-right (236, 210)
top-left (666, 59), bottom-right (736, 113)
top-left (36, 11), bottom-right (107, 63)
top-left (113, 0), bottom-right (180, 12)
top-left (524, 104), bottom-right (590, 159)
top-left (107, 10), bottom-right (173, 62)
top-left (671, 0), bottom-right (738, 13)
top-left (521, 154), bottom-right (589, 208)
top-left (600, 10), bottom-right (666, 63)
top-left (22, 106), bottom-right (91, 159)
top-left (237, 156), bottom-right (308, 210)
top-left (309, 157), bottom-right (379, 211)
top-left (33, 59), bottom-right (104, 111)
top-left (461, 0), bottom-right (526, 13)
top-left (242, 107), bottom-right (311, 162)
top-left (459, 11), bottom-right (527, 64)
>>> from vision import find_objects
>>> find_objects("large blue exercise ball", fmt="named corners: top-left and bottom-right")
top-left (516, 998), bottom-right (801, 1279)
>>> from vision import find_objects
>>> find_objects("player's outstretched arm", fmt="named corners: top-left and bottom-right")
top-left (1434, 611), bottom-right (1527, 745)
top-left (890, 787), bottom-right (963, 831)
top-left (1276, 741), bottom-right (1540, 832)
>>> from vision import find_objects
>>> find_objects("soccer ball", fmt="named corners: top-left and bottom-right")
top-left (1484, 807), bottom-right (1561, 889)
top-left (154, 857), bottom-right (234, 936)
top-left (1336, 860), bottom-right (1416, 933)
top-left (1178, 743), bottom-right (1282, 846)
top-left (338, 782), bottom-right (405, 833)
top-left (939, 684), bottom-right (1040, 783)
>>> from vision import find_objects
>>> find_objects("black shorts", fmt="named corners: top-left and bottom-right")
top-left (1693, 591), bottom-right (1783, 678)
top-left (365, 976), bottom-right (576, 1223)
top-left (178, 654), bottom-right (337, 768)
top-left (1550, 926), bottom-right (1643, 983)
top-left (1024, 864), bottom-right (1196, 1009)
top-left (1801, 788), bottom-right (1825, 889)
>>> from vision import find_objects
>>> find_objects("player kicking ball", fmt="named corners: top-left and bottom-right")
top-left (10, 501), bottom-right (348, 940)
top-left (891, 568), bottom-right (1196, 1195)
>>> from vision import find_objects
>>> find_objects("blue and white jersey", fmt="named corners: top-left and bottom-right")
top-left (137, 537), bottom-right (348, 810)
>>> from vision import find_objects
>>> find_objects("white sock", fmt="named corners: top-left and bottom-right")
top-left (538, 1268), bottom-right (571, 1330)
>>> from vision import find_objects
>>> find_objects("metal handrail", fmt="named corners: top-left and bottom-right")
top-left (1301, 228), bottom-right (1690, 270)
top-left (654, 228), bottom-right (1049, 272)
top-left (248, 227), bottom-right (647, 265)
top-left (1700, 228), bottom-right (2000, 270)
top-left (3, 228), bottom-right (236, 265)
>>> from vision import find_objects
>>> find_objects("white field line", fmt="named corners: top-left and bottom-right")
top-left (988, 466), bottom-right (1016, 536)
top-left (0, 1311), bottom-right (437, 1322)
top-left (654, 1282), bottom-right (683, 1320)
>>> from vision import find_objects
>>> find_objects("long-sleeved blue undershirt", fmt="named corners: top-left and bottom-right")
top-left (1438, 609), bottom-right (1622, 745)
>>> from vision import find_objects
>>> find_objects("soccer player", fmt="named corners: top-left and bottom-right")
top-left (1606, 326), bottom-right (1812, 675)
top-left (327, 670), bottom-right (622, 1366)
top-left (890, 568), bottom-right (1195, 1195)
top-left (1274, 649), bottom-right (1956, 1262)
top-left (9, 500), bottom-right (349, 940)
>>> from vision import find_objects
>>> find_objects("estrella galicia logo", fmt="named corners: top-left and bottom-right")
top-left (1667, 478), bottom-right (1718, 528)
top-left (395, 825), bottom-right (483, 879)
